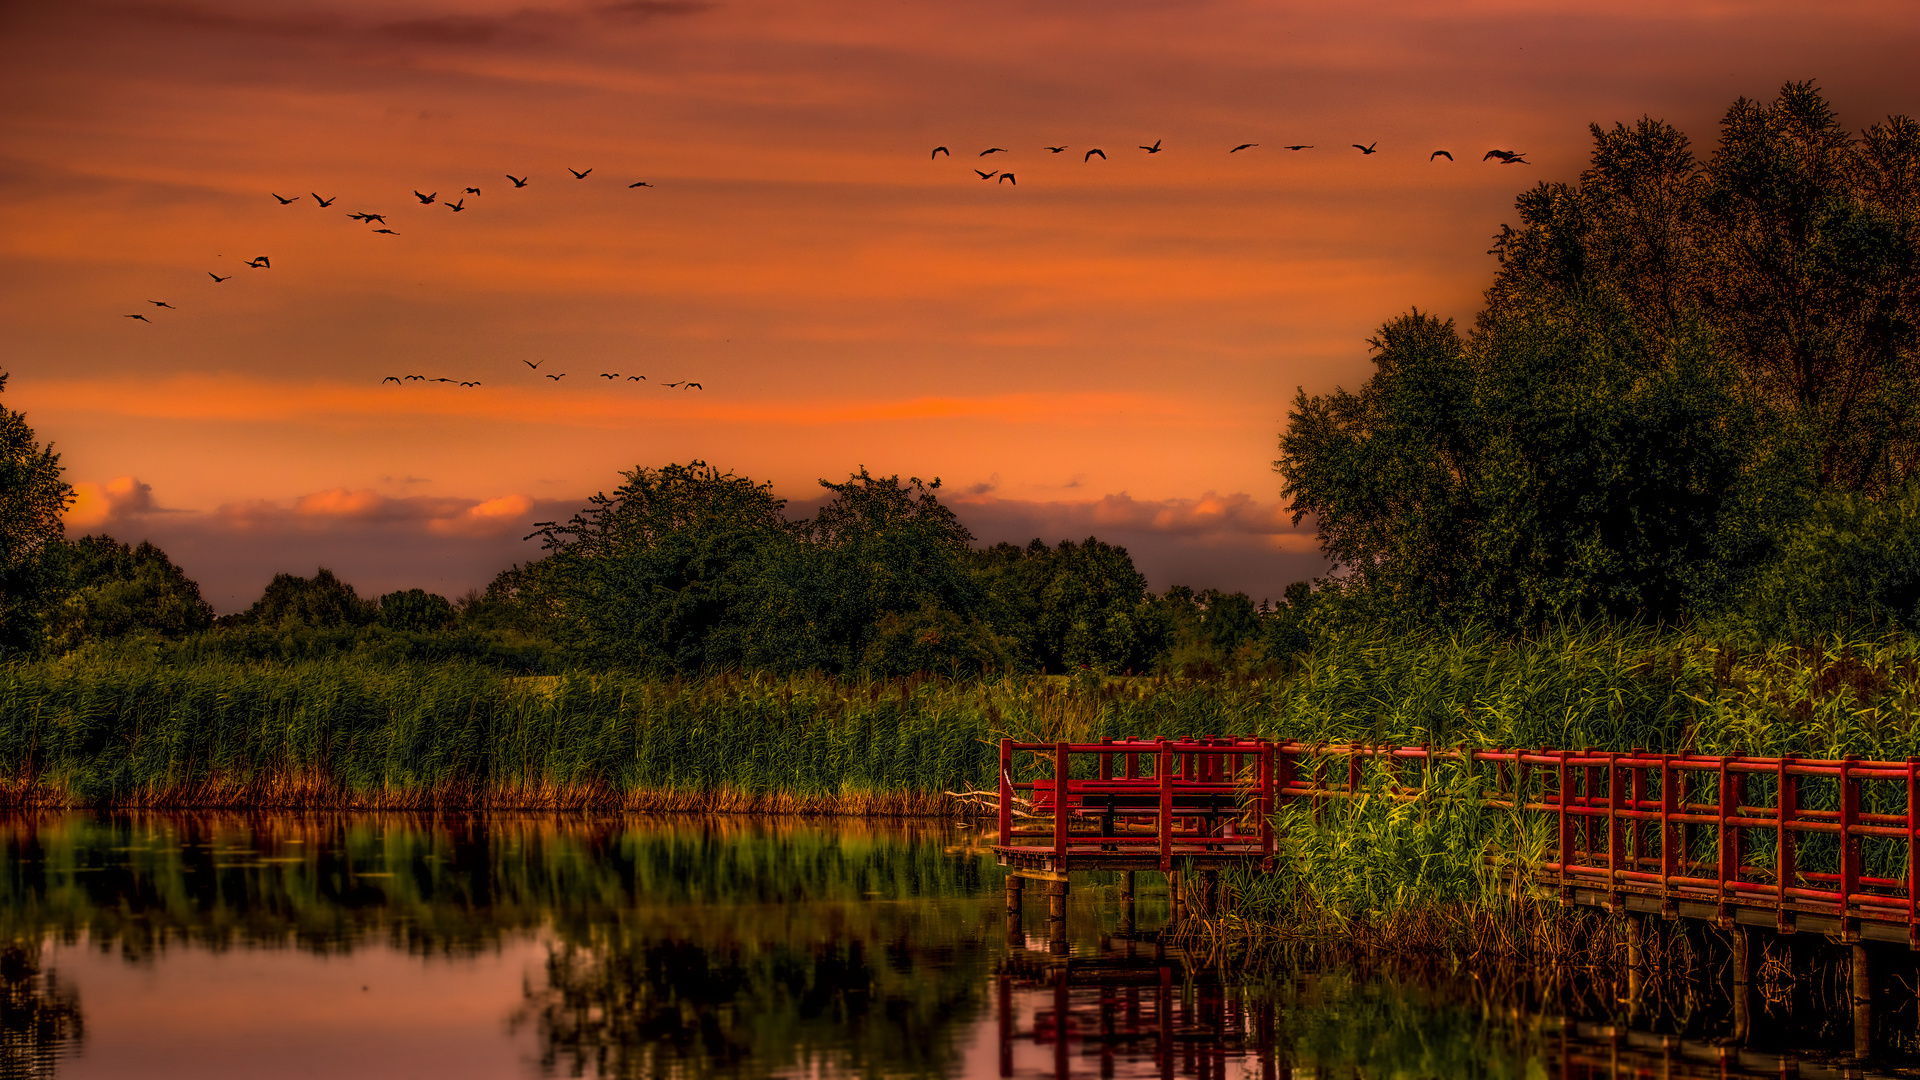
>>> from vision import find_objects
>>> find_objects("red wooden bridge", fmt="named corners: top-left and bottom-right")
top-left (993, 738), bottom-right (1920, 946)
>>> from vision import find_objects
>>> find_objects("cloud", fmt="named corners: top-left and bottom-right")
top-left (216, 488), bottom-right (545, 538)
top-left (63, 475), bottom-right (166, 531)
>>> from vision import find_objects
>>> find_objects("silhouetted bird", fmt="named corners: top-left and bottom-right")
top-left (627, 375), bottom-right (645, 381)
top-left (507, 174), bottom-right (529, 187)
top-left (523, 359), bottom-right (545, 369)
top-left (600, 373), bottom-right (619, 379)
top-left (1483, 150), bottom-right (1526, 163)
top-left (312, 193), bottom-right (335, 206)
top-left (460, 381), bottom-right (480, 387)
top-left (430, 378), bottom-right (454, 383)
top-left (125, 313), bottom-right (150, 322)
top-left (414, 191), bottom-right (436, 204)
top-left (272, 193), bottom-right (297, 204)
top-left (1139, 139), bottom-right (1163, 153)
top-left (404, 375), bottom-right (425, 381)
top-left (998, 173), bottom-right (1015, 185)
top-left (248, 256), bottom-right (270, 268)
top-left (208, 272), bottom-right (230, 282)
top-left (149, 300), bottom-right (175, 308)
top-left (1084, 148), bottom-right (1106, 161)
top-left (1282, 145), bottom-right (1313, 150)
top-left (1498, 154), bottom-right (1528, 164)
top-left (1044, 146), bottom-right (1067, 153)
top-left (447, 198), bottom-right (466, 212)
top-left (569, 167), bottom-right (592, 179)
top-left (1431, 150), bottom-right (1453, 161)
top-left (383, 376), bottom-right (401, 384)
top-left (976, 169), bottom-right (997, 180)
top-left (931, 146), bottom-right (950, 158)
top-left (373, 228), bottom-right (399, 234)
top-left (464, 187), bottom-right (481, 195)
top-left (979, 148), bottom-right (1007, 156)
top-left (685, 382), bottom-right (702, 389)
top-left (1353, 142), bottom-right (1378, 154)
top-left (1231, 143), bottom-right (1257, 152)
top-left (546, 373), bottom-right (565, 380)
top-left (629, 181), bottom-right (652, 187)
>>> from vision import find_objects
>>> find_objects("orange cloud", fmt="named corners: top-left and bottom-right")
top-left (63, 475), bottom-right (161, 531)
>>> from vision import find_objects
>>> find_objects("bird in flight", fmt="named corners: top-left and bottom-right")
top-left (1084, 148), bottom-right (1106, 161)
top-left (1353, 142), bottom-right (1378, 154)
top-left (523, 359), bottom-right (545, 369)
top-left (627, 375), bottom-right (645, 381)
top-left (272, 193), bottom-right (297, 204)
top-left (998, 173), bottom-right (1016, 185)
top-left (149, 300), bottom-right (175, 309)
top-left (460, 381), bottom-right (481, 387)
top-left (350, 212), bottom-right (387, 223)
top-left (546, 373), bottom-right (565, 380)
top-left (430, 377), bottom-right (454, 383)
top-left (1282, 145), bottom-right (1314, 151)
top-left (125, 313), bottom-right (151, 322)
top-left (975, 169), bottom-right (997, 180)
top-left (247, 256), bottom-right (270, 268)
top-left (1231, 143), bottom-right (1257, 152)
top-left (208, 272), bottom-right (230, 282)
top-left (382, 377), bottom-right (401, 384)
top-left (600, 373), bottom-right (619, 379)
top-left (312, 193), bottom-right (335, 207)
top-left (1483, 149), bottom-right (1526, 163)
top-left (664, 381), bottom-right (703, 389)
top-left (569, 167), bottom-right (592, 179)
top-left (686, 382), bottom-right (702, 389)
top-left (404, 375), bottom-right (425, 381)
top-left (1430, 150), bottom-right (1454, 161)
top-left (979, 148), bottom-right (1007, 156)
top-left (447, 198), bottom-right (466, 212)
top-left (373, 228), bottom-right (399, 234)
top-left (629, 181), bottom-right (652, 188)
top-left (1044, 146), bottom-right (1068, 153)
top-left (507, 174), bottom-right (529, 187)
top-left (1139, 139), bottom-right (1163, 153)
top-left (414, 190), bottom-right (436, 204)
top-left (464, 187), bottom-right (481, 195)
top-left (931, 146), bottom-right (950, 158)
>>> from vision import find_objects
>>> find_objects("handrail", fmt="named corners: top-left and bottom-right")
top-left (992, 738), bottom-right (1920, 938)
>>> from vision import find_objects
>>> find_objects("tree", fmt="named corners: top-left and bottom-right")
top-left (530, 461), bottom-right (798, 671)
top-left (1485, 82), bottom-right (1920, 494)
top-left (1279, 304), bottom-right (1800, 626)
top-left (377, 588), bottom-right (456, 633)
top-left (972, 538), bottom-right (1164, 673)
top-left (243, 568), bottom-right (374, 630)
top-left (46, 535), bottom-right (214, 652)
top-left (0, 374), bottom-right (73, 656)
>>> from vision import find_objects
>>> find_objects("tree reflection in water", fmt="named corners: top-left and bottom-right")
top-left (0, 944), bottom-right (82, 1078)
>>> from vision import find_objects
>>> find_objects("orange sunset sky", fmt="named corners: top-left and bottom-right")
top-left (2, 0), bottom-right (1914, 610)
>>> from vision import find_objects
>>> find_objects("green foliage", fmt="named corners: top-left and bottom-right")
top-left (968, 538), bottom-right (1165, 673)
top-left (1280, 306), bottom-right (1800, 626)
top-left (1726, 480), bottom-right (1920, 640)
top-left (377, 588), bottom-right (456, 633)
top-left (1487, 81), bottom-right (1920, 495)
top-left (0, 374), bottom-right (73, 658)
top-left (45, 535), bottom-right (214, 653)
top-left (241, 567), bottom-right (375, 630)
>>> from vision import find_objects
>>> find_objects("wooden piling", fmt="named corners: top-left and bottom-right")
top-left (1853, 942), bottom-right (1872, 1061)
top-left (1731, 926), bottom-right (1751, 1045)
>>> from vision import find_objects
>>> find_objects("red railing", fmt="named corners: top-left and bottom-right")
top-left (994, 739), bottom-right (1920, 938)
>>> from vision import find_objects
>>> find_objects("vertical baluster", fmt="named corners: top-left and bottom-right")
top-left (1607, 752), bottom-right (1625, 908)
top-left (1054, 742), bottom-right (1070, 862)
top-left (1159, 742), bottom-right (1174, 873)
top-left (1907, 758), bottom-right (1919, 950)
top-left (1841, 756), bottom-right (1860, 936)
top-left (1778, 756), bottom-right (1798, 933)
top-left (1661, 755), bottom-right (1677, 905)
top-left (1000, 739), bottom-right (1014, 846)
top-left (1557, 750), bottom-right (1572, 897)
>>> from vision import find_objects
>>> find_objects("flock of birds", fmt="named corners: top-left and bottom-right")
top-left (931, 140), bottom-right (1529, 184)
top-left (117, 167), bottom-right (704, 392)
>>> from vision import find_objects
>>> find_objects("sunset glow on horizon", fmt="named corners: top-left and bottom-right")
top-left (4, 0), bottom-right (1914, 609)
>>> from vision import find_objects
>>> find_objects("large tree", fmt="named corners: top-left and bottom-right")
top-left (0, 374), bottom-right (73, 656)
top-left (1279, 84), bottom-right (1916, 627)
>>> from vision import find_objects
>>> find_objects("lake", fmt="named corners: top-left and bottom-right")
top-left (0, 812), bottom-right (1886, 1078)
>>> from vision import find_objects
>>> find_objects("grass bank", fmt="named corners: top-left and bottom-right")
top-left (1, 624), bottom-right (1915, 822)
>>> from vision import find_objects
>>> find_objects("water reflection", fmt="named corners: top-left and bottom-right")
top-left (0, 812), bottom-right (1904, 1079)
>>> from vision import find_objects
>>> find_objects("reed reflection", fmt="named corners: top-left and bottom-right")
top-left (0, 944), bottom-right (82, 1078)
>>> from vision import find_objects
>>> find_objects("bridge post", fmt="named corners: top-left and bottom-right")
top-left (1731, 925), bottom-right (1751, 1044)
top-left (1048, 879), bottom-right (1070, 954)
top-left (1853, 942), bottom-right (1872, 1061)
top-left (1006, 875), bottom-right (1025, 946)
top-left (1625, 914), bottom-right (1646, 1023)
top-left (1119, 871), bottom-right (1136, 937)
top-left (1169, 872), bottom-right (1186, 923)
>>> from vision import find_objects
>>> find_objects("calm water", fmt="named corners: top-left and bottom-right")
top-left (0, 813), bottom-right (1889, 1079)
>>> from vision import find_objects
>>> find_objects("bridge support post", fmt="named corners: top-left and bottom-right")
top-left (1199, 870), bottom-right (1219, 919)
top-left (1119, 871), bottom-right (1136, 937)
top-left (1048, 879), bottom-right (1070, 955)
top-left (1625, 914), bottom-right (1645, 1022)
top-left (1006, 875), bottom-right (1024, 946)
top-left (1853, 942), bottom-right (1872, 1061)
top-left (1731, 926), bottom-right (1751, 1045)
top-left (1169, 872), bottom-right (1186, 923)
